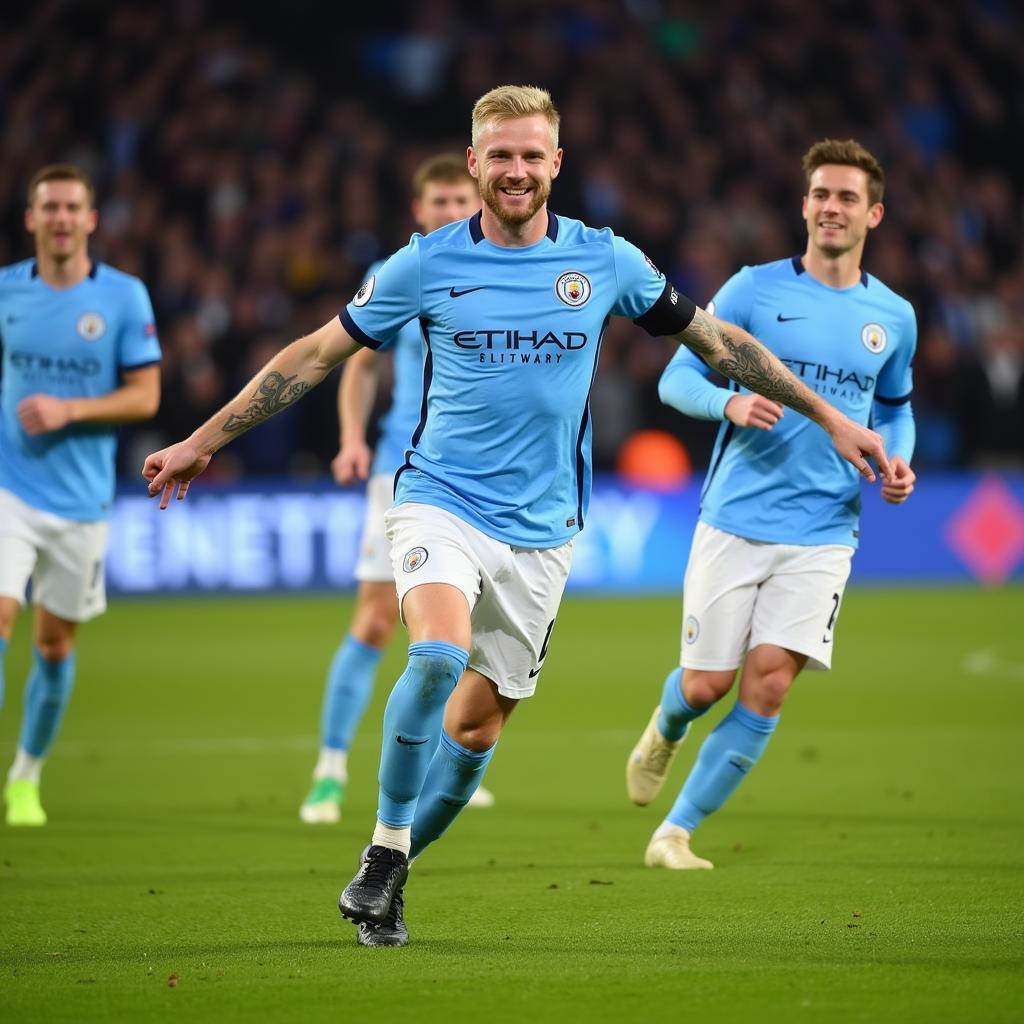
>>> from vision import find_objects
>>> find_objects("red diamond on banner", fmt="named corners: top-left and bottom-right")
top-left (945, 475), bottom-right (1024, 585)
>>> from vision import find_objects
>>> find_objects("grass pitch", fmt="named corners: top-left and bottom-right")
top-left (2, 588), bottom-right (1023, 1023)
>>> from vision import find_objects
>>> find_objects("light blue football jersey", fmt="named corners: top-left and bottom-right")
top-left (341, 212), bottom-right (682, 547)
top-left (359, 259), bottom-right (424, 479)
top-left (660, 256), bottom-right (916, 547)
top-left (0, 260), bottom-right (161, 521)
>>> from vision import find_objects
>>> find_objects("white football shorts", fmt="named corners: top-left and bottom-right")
top-left (354, 473), bottom-right (398, 583)
top-left (680, 521), bottom-right (853, 672)
top-left (384, 502), bottom-right (572, 699)
top-left (0, 487), bottom-right (109, 622)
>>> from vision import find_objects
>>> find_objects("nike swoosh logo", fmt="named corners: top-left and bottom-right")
top-left (777, 314), bottom-right (807, 322)
top-left (821, 636), bottom-right (833, 644)
top-left (449, 286), bottom-right (486, 298)
top-left (396, 734), bottom-right (429, 746)
top-left (528, 667), bottom-right (541, 678)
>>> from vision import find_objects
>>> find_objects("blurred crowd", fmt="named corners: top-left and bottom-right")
top-left (2, 0), bottom-right (1022, 478)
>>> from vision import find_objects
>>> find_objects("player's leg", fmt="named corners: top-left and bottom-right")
top-left (0, 597), bottom-right (18, 715)
top-left (339, 503), bottom-right (481, 929)
top-left (628, 523), bottom-right (756, 809)
top-left (656, 646), bottom-right (800, 862)
top-left (303, 475), bottom-right (400, 823)
top-left (409, 670), bottom-right (516, 859)
top-left (650, 542), bottom-right (852, 869)
top-left (409, 537), bottom-right (571, 862)
top-left (0, 487), bottom-right (39, 717)
top-left (637, 525), bottom-right (773, 868)
top-left (357, 665), bottom-right (514, 949)
top-left (301, 580), bottom-right (398, 824)
top-left (340, 579), bottom-right (471, 938)
top-left (6, 608), bottom-right (78, 826)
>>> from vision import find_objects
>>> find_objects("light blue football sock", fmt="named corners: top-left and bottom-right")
top-left (377, 641), bottom-right (469, 827)
top-left (320, 634), bottom-right (385, 752)
top-left (19, 648), bottom-right (77, 758)
top-left (0, 636), bottom-right (8, 712)
top-left (667, 701), bottom-right (779, 833)
top-left (410, 730), bottom-right (495, 859)
top-left (657, 667), bottom-right (710, 742)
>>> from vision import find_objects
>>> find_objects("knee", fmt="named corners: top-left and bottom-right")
top-left (745, 669), bottom-right (793, 715)
top-left (359, 610), bottom-right (398, 649)
top-left (0, 604), bottom-right (18, 641)
top-left (683, 670), bottom-right (734, 709)
top-left (353, 598), bottom-right (399, 649)
top-left (449, 721), bottom-right (501, 753)
top-left (36, 637), bottom-right (75, 663)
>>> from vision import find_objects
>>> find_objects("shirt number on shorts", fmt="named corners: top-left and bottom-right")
top-left (528, 619), bottom-right (556, 678)
top-left (822, 593), bottom-right (840, 643)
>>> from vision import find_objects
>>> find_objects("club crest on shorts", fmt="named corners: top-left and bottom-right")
top-left (352, 275), bottom-right (375, 307)
top-left (402, 546), bottom-right (428, 573)
top-left (77, 312), bottom-right (106, 341)
top-left (555, 271), bottom-right (592, 307)
top-left (684, 615), bottom-right (700, 644)
top-left (861, 322), bottom-right (887, 354)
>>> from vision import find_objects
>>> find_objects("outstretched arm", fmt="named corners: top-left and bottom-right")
top-left (143, 317), bottom-right (362, 508)
top-left (674, 308), bottom-right (891, 482)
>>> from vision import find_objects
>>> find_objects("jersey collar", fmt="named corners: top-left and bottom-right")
top-left (468, 210), bottom-right (560, 245)
top-left (30, 260), bottom-right (99, 280)
top-left (791, 254), bottom-right (868, 287)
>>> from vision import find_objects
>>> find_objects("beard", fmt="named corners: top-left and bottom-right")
top-left (480, 177), bottom-right (551, 227)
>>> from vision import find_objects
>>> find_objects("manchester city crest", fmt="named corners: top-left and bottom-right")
top-left (684, 615), bottom-right (700, 644)
top-left (77, 312), bottom-right (106, 341)
top-left (402, 546), bottom-right (428, 573)
top-left (861, 322), bottom-right (887, 354)
top-left (352, 275), bottom-right (375, 307)
top-left (555, 271), bottom-right (592, 308)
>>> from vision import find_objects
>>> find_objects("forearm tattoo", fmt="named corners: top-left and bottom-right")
top-left (223, 371), bottom-right (312, 434)
top-left (681, 310), bottom-right (817, 419)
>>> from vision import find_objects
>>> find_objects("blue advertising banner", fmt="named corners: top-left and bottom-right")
top-left (106, 473), bottom-right (1024, 595)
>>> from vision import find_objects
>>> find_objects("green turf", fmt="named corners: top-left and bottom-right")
top-left (2, 588), bottom-right (1023, 1023)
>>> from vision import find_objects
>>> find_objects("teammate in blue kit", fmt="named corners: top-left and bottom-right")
top-left (143, 90), bottom-right (891, 946)
top-left (300, 154), bottom-right (495, 823)
top-left (0, 164), bottom-right (161, 826)
top-left (626, 139), bottom-right (917, 870)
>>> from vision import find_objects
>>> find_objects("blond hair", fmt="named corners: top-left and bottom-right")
top-left (471, 85), bottom-right (560, 149)
top-left (802, 139), bottom-right (885, 205)
top-left (411, 153), bottom-right (475, 198)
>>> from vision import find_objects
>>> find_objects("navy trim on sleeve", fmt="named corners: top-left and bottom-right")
top-left (874, 391), bottom-right (913, 406)
top-left (338, 309), bottom-right (385, 351)
top-left (633, 280), bottom-right (697, 337)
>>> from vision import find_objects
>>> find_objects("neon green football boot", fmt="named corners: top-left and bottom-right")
top-left (4, 779), bottom-right (47, 826)
top-left (299, 777), bottom-right (344, 824)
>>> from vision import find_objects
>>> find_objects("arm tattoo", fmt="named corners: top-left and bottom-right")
top-left (681, 310), bottom-right (818, 419)
top-left (222, 371), bottom-right (312, 434)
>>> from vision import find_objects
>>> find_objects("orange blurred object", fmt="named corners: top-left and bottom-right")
top-left (616, 430), bottom-right (692, 491)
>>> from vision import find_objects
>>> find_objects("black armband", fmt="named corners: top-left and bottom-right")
top-left (633, 280), bottom-right (697, 338)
